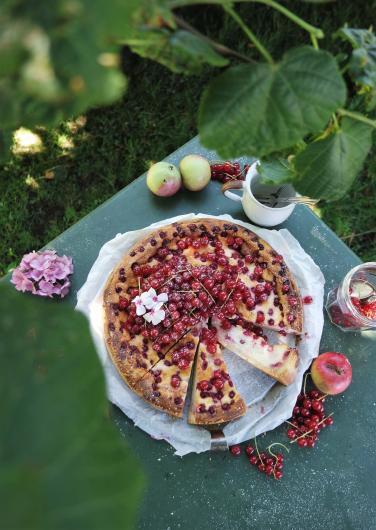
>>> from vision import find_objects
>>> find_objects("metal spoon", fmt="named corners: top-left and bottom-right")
top-left (351, 280), bottom-right (376, 304)
top-left (256, 195), bottom-right (319, 207)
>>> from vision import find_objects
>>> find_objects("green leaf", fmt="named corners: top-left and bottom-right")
top-left (127, 29), bottom-right (228, 74)
top-left (0, 284), bottom-right (144, 530)
top-left (258, 158), bottom-right (296, 185)
top-left (198, 46), bottom-right (346, 158)
top-left (170, 30), bottom-right (229, 69)
top-left (335, 27), bottom-right (375, 49)
top-left (335, 27), bottom-right (376, 89)
top-left (51, 26), bottom-right (126, 107)
top-left (0, 19), bottom-right (30, 77)
top-left (366, 90), bottom-right (376, 111)
top-left (0, 129), bottom-right (13, 163)
top-left (294, 117), bottom-right (373, 200)
top-left (0, 82), bottom-right (21, 128)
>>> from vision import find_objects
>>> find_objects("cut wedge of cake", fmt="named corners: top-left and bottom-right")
top-left (213, 318), bottom-right (299, 386)
top-left (135, 328), bottom-right (201, 417)
top-left (188, 327), bottom-right (246, 425)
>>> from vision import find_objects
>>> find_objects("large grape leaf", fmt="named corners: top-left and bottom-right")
top-left (294, 117), bottom-right (373, 200)
top-left (0, 284), bottom-right (144, 530)
top-left (335, 27), bottom-right (376, 89)
top-left (198, 46), bottom-right (346, 158)
top-left (126, 29), bottom-right (228, 74)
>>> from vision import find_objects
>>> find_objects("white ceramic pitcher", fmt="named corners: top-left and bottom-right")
top-left (221, 161), bottom-right (296, 227)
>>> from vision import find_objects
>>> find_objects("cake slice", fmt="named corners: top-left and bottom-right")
top-left (188, 326), bottom-right (246, 425)
top-left (213, 318), bottom-right (299, 386)
top-left (134, 327), bottom-right (201, 417)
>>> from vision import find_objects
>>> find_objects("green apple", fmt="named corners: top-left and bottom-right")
top-left (146, 161), bottom-right (181, 197)
top-left (179, 154), bottom-right (211, 191)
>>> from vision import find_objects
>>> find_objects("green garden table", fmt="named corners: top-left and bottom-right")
top-left (49, 137), bottom-right (375, 529)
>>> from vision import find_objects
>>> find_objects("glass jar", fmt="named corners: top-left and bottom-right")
top-left (326, 262), bottom-right (376, 332)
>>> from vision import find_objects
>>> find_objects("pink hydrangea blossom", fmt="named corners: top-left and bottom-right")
top-left (11, 249), bottom-right (74, 298)
top-left (11, 268), bottom-right (35, 293)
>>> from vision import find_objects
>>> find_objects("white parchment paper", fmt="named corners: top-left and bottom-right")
top-left (76, 213), bottom-right (325, 456)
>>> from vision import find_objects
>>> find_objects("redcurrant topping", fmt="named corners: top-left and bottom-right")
top-left (171, 375), bottom-right (181, 388)
top-left (118, 297), bottom-right (129, 310)
top-left (198, 380), bottom-right (210, 391)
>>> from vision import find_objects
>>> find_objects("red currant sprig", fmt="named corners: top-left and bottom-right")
top-left (210, 161), bottom-right (250, 183)
top-left (285, 377), bottom-right (334, 448)
top-left (230, 439), bottom-right (289, 480)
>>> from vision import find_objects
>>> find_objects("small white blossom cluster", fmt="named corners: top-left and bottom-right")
top-left (132, 287), bottom-right (168, 325)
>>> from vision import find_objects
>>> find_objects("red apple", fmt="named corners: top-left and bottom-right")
top-left (146, 161), bottom-right (181, 196)
top-left (311, 352), bottom-right (352, 395)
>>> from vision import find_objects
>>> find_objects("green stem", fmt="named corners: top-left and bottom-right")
top-left (267, 442), bottom-right (290, 456)
top-left (254, 437), bottom-right (263, 462)
top-left (310, 33), bottom-right (319, 50)
top-left (338, 108), bottom-right (376, 129)
top-left (224, 4), bottom-right (274, 64)
top-left (290, 412), bottom-right (334, 444)
top-left (332, 113), bottom-right (339, 130)
top-left (252, 0), bottom-right (324, 39)
top-left (303, 371), bottom-right (311, 395)
top-left (340, 63), bottom-right (350, 75)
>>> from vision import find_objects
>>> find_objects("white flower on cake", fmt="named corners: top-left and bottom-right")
top-left (143, 302), bottom-right (166, 326)
top-left (132, 288), bottom-right (168, 324)
top-left (141, 287), bottom-right (168, 309)
top-left (132, 294), bottom-right (147, 316)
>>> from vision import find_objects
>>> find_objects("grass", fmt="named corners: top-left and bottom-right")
top-left (0, 1), bottom-right (375, 275)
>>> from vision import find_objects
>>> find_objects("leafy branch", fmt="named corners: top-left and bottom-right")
top-left (1, 0), bottom-right (376, 201)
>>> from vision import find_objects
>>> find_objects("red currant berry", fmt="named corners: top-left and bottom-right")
top-left (245, 445), bottom-right (255, 456)
top-left (230, 445), bottom-right (242, 456)
top-left (287, 429), bottom-right (297, 440)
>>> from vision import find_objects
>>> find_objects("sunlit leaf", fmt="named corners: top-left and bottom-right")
top-left (198, 46), bottom-right (346, 158)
